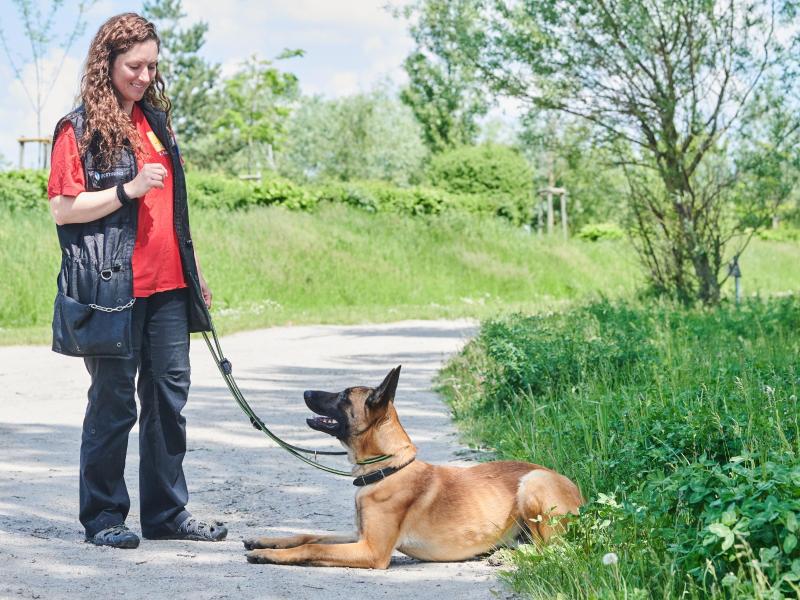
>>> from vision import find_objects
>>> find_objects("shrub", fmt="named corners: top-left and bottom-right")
top-left (0, 170), bottom-right (48, 211)
top-left (757, 226), bottom-right (800, 242)
top-left (576, 222), bottom-right (625, 241)
top-left (426, 144), bottom-right (533, 198)
top-left (185, 170), bottom-right (316, 210)
top-left (313, 180), bottom-right (531, 223)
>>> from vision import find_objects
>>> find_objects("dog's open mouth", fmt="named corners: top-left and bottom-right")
top-left (306, 414), bottom-right (340, 432)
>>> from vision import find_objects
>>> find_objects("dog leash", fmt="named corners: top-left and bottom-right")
top-left (201, 321), bottom-right (393, 478)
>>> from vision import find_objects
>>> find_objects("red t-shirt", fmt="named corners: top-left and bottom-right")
top-left (48, 105), bottom-right (186, 297)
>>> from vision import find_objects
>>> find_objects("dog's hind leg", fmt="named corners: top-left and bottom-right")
top-left (516, 469), bottom-right (583, 542)
top-left (243, 532), bottom-right (357, 550)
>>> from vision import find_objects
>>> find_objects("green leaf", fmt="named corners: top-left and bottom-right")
top-left (721, 509), bottom-right (737, 526)
top-left (708, 523), bottom-right (732, 537)
top-left (708, 523), bottom-right (735, 551)
top-left (786, 512), bottom-right (798, 533)
top-left (784, 533), bottom-right (798, 555)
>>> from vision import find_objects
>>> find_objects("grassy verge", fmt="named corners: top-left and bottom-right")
top-left (2, 202), bottom-right (799, 346)
top-left (437, 298), bottom-right (800, 598)
top-left (2, 203), bottom-right (645, 344)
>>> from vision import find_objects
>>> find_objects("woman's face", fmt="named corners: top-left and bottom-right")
top-left (110, 39), bottom-right (159, 110)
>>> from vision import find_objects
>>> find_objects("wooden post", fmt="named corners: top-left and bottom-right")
top-left (536, 200), bottom-right (543, 235)
top-left (537, 186), bottom-right (568, 238)
top-left (546, 156), bottom-right (555, 234)
top-left (17, 137), bottom-right (53, 169)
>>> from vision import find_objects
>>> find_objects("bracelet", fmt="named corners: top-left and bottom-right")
top-left (116, 182), bottom-right (135, 207)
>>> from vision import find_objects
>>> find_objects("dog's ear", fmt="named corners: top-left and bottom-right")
top-left (367, 365), bottom-right (401, 408)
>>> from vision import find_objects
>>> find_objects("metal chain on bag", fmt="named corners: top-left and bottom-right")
top-left (88, 298), bottom-right (136, 313)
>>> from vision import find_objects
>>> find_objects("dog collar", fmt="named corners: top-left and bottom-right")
top-left (352, 459), bottom-right (415, 487)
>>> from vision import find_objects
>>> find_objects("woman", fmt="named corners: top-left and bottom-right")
top-left (47, 13), bottom-right (226, 549)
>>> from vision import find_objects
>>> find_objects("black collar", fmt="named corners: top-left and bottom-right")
top-left (352, 459), bottom-right (415, 487)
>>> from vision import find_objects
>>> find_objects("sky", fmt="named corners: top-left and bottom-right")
top-left (0, 0), bottom-right (418, 168)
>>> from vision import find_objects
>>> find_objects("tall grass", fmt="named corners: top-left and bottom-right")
top-left (438, 299), bottom-right (800, 598)
top-left (2, 203), bottom-right (645, 344)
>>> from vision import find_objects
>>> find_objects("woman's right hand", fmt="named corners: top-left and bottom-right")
top-left (125, 162), bottom-right (168, 198)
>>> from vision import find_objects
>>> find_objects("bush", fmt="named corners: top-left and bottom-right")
top-left (2, 166), bottom-right (540, 226)
top-left (757, 226), bottom-right (800, 242)
top-left (576, 222), bottom-right (625, 241)
top-left (426, 144), bottom-right (533, 197)
top-left (185, 170), bottom-right (316, 210)
top-left (313, 180), bottom-right (532, 223)
top-left (0, 170), bottom-right (48, 211)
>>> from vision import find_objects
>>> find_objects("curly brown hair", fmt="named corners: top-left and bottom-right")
top-left (78, 13), bottom-right (172, 170)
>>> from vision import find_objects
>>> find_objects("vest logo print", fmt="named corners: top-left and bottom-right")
top-left (89, 168), bottom-right (126, 186)
top-left (147, 130), bottom-right (167, 155)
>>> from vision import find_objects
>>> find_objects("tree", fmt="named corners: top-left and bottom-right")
top-left (399, 1), bottom-right (489, 153)
top-left (517, 111), bottom-right (628, 229)
top-left (404, 0), bottom-right (798, 304)
top-left (277, 88), bottom-right (428, 185)
top-left (0, 0), bottom-right (95, 138)
top-left (142, 0), bottom-right (220, 143)
top-left (732, 78), bottom-right (800, 232)
top-left (188, 53), bottom-right (301, 173)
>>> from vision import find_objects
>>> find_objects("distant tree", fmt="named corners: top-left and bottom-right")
top-left (399, 1), bottom-right (489, 153)
top-left (0, 0), bottom-right (96, 138)
top-left (403, 0), bottom-right (798, 304)
top-left (278, 88), bottom-right (428, 185)
top-left (187, 52), bottom-right (300, 173)
top-left (517, 110), bottom-right (627, 229)
top-left (142, 0), bottom-right (220, 143)
top-left (732, 79), bottom-right (800, 232)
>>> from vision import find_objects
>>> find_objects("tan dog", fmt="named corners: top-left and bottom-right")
top-left (244, 366), bottom-right (583, 568)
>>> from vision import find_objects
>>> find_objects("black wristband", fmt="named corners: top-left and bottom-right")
top-left (116, 182), bottom-right (135, 207)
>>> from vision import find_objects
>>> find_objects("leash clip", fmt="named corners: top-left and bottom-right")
top-left (220, 358), bottom-right (233, 375)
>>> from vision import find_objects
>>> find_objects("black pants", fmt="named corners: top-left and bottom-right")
top-left (80, 288), bottom-right (191, 538)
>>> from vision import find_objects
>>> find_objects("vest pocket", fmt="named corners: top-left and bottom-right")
top-left (52, 292), bottom-right (132, 357)
top-left (52, 257), bottom-right (134, 358)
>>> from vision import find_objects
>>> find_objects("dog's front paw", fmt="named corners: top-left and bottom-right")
top-left (246, 549), bottom-right (277, 564)
top-left (243, 538), bottom-right (257, 551)
top-left (243, 537), bottom-right (277, 550)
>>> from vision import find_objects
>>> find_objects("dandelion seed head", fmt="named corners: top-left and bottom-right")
top-left (602, 552), bottom-right (619, 565)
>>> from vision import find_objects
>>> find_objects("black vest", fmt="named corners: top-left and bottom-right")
top-left (51, 102), bottom-right (211, 358)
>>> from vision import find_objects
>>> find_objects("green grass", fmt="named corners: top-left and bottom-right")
top-left (1, 203), bottom-right (637, 344)
top-left (438, 299), bottom-right (800, 599)
top-left (3, 202), bottom-right (800, 345)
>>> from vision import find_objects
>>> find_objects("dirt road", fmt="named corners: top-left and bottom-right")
top-left (0, 320), bottom-right (519, 600)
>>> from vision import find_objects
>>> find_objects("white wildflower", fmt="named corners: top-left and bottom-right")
top-left (602, 552), bottom-right (619, 566)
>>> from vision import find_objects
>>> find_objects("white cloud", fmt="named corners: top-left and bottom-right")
top-left (0, 0), bottom-right (418, 165)
top-left (181, 0), bottom-right (414, 97)
top-left (183, 0), bottom-right (405, 31)
top-left (329, 71), bottom-right (361, 96)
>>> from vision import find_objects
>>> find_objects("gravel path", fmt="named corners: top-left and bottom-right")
top-left (0, 320), bottom-right (519, 600)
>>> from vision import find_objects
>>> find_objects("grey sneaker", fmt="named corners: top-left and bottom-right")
top-left (152, 516), bottom-right (228, 541)
top-left (86, 524), bottom-right (140, 549)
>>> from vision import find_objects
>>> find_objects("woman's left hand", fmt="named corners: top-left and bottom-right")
top-left (200, 274), bottom-right (212, 309)
top-left (194, 250), bottom-right (212, 309)
top-left (198, 269), bottom-right (212, 308)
